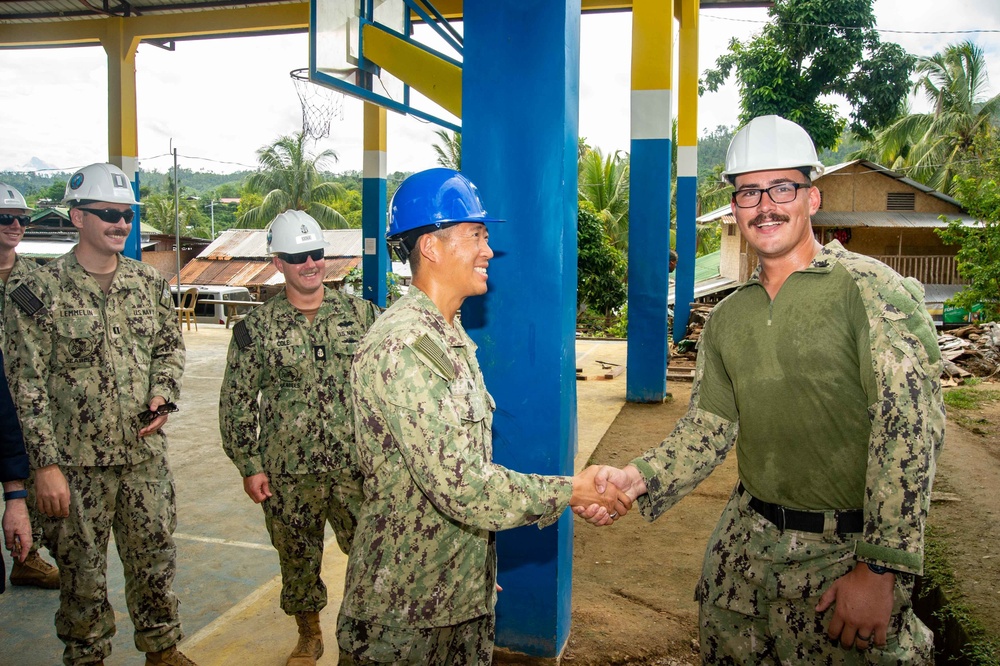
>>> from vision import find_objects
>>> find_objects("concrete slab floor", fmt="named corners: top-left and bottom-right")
top-left (1, 327), bottom-right (631, 665)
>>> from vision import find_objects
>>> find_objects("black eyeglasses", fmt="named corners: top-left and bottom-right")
top-left (732, 182), bottom-right (811, 208)
top-left (78, 207), bottom-right (135, 223)
top-left (277, 249), bottom-right (325, 264)
top-left (138, 402), bottom-right (179, 425)
top-left (0, 214), bottom-right (30, 226)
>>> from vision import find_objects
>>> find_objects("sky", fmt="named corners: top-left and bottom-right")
top-left (0, 0), bottom-right (998, 176)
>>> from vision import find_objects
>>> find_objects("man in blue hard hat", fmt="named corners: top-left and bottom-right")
top-left (337, 168), bottom-right (629, 665)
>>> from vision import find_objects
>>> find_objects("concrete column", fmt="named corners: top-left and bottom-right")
top-left (627, 0), bottom-right (674, 402)
top-left (362, 102), bottom-right (388, 307)
top-left (462, 0), bottom-right (581, 658)
top-left (675, 0), bottom-right (699, 343)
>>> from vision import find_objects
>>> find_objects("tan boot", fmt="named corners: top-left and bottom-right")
top-left (287, 611), bottom-right (324, 666)
top-left (144, 646), bottom-right (197, 666)
top-left (9, 549), bottom-right (60, 589)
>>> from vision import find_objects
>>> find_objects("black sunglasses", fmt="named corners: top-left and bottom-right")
top-left (79, 207), bottom-right (135, 224)
top-left (277, 249), bottom-right (325, 264)
top-left (137, 402), bottom-right (179, 425)
top-left (0, 213), bottom-right (30, 226)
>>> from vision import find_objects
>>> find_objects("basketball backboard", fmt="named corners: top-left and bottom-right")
top-left (309, 0), bottom-right (461, 130)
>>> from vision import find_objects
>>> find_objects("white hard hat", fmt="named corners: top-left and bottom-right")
top-left (0, 183), bottom-right (30, 211)
top-left (721, 115), bottom-right (825, 183)
top-left (63, 163), bottom-right (140, 206)
top-left (267, 210), bottom-right (329, 254)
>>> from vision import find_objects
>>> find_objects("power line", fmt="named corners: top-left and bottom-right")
top-left (702, 12), bottom-right (1000, 36)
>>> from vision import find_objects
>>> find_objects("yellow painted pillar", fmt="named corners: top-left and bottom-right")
top-left (100, 18), bottom-right (142, 258)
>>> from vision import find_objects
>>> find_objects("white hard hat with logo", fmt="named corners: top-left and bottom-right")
top-left (267, 210), bottom-right (329, 254)
top-left (63, 163), bottom-right (140, 206)
top-left (721, 115), bottom-right (825, 183)
top-left (0, 183), bottom-right (30, 211)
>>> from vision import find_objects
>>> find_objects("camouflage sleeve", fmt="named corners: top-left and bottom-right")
top-left (855, 278), bottom-right (945, 575)
top-left (3, 283), bottom-right (60, 469)
top-left (219, 320), bottom-right (265, 477)
top-left (370, 348), bottom-right (573, 531)
top-left (631, 318), bottom-right (739, 521)
top-left (147, 280), bottom-right (185, 403)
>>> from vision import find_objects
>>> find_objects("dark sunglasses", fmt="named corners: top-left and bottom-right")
top-left (137, 402), bottom-right (179, 425)
top-left (277, 249), bottom-right (325, 264)
top-left (79, 207), bottom-right (135, 224)
top-left (0, 213), bottom-right (30, 226)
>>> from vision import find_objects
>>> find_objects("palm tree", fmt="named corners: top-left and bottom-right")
top-left (431, 129), bottom-right (461, 170)
top-left (578, 146), bottom-right (630, 251)
top-left (852, 41), bottom-right (1000, 194)
top-left (239, 131), bottom-right (347, 228)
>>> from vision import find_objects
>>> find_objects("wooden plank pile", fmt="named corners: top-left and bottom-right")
top-left (939, 322), bottom-right (1000, 382)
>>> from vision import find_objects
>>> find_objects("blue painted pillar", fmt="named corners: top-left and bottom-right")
top-left (674, 0), bottom-right (699, 343)
top-left (627, 0), bottom-right (674, 402)
top-left (361, 102), bottom-right (389, 307)
top-left (462, 1), bottom-right (580, 658)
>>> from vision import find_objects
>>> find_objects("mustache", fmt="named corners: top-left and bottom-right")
top-left (749, 213), bottom-right (790, 226)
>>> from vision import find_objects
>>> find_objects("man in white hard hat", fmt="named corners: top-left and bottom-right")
top-left (0, 182), bottom-right (60, 590)
top-left (4, 163), bottom-right (195, 666)
top-left (581, 115), bottom-right (944, 663)
top-left (220, 210), bottom-right (379, 666)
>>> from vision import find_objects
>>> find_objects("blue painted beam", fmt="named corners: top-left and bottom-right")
top-left (462, 0), bottom-right (581, 658)
top-left (674, 175), bottom-right (697, 343)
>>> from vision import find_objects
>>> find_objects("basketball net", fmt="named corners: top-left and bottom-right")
top-left (291, 68), bottom-right (345, 140)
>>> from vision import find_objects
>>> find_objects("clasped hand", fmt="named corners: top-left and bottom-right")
top-left (570, 465), bottom-right (642, 526)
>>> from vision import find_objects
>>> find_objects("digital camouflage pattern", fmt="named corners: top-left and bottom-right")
top-left (337, 612), bottom-right (494, 665)
top-left (341, 287), bottom-right (573, 636)
top-left (40, 455), bottom-right (181, 663)
top-left (697, 488), bottom-right (933, 665)
top-left (3, 250), bottom-right (186, 664)
top-left (0, 253), bottom-right (39, 328)
top-left (629, 242), bottom-right (943, 662)
top-left (4, 251), bottom-right (185, 469)
top-left (219, 288), bottom-right (378, 613)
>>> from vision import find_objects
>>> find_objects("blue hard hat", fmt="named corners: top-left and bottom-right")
top-left (388, 168), bottom-right (502, 240)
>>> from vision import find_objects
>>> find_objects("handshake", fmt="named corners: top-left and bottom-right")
top-left (568, 464), bottom-right (649, 526)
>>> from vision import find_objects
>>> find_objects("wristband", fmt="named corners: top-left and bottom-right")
top-left (3, 489), bottom-right (28, 501)
top-left (865, 562), bottom-right (893, 575)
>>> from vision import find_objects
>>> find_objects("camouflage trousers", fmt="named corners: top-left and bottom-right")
top-left (696, 486), bottom-right (933, 665)
top-left (39, 453), bottom-right (182, 665)
top-left (263, 468), bottom-right (363, 615)
top-left (336, 612), bottom-right (495, 665)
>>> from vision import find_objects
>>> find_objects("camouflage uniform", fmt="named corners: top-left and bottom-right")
top-left (4, 250), bottom-right (186, 665)
top-left (220, 287), bottom-right (378, 614)
top-left (630, 242), bottom-right (944, 664)
top-left (338, 286), bottom-right (573, 665)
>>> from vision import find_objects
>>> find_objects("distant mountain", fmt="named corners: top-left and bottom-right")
top-left (21, 157), bottom-right (63, 172)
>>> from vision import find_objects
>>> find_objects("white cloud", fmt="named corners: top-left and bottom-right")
top-left (0, 2), bottom-right (997, 175)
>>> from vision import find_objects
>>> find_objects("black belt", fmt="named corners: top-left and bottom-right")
top-left (739, 483), bottom-right (863, 535)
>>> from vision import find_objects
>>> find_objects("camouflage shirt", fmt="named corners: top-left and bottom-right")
top-left (342, 286), bottom-right (573, 628)
top-left (219, 287), bottom-right (379, 477)
top-left (0, 254), bottom-right (39, 341)
top-left (3, 250), bottom-right (185, 469)
top-left (632, 242), bottom-right (945, 575)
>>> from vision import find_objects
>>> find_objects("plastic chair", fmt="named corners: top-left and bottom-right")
top-left (175, 287), bottom-right (198, 331)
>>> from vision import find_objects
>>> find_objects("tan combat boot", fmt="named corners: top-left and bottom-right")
top-left (9, 549), bottom-right (60, 589)
top-left (144, 645), bottom-right (197, 665)
top-left (287, 611), bottom-right (324, 666)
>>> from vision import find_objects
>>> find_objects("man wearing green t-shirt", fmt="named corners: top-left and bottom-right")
top-left (580, 115), bottom-right (944, 664)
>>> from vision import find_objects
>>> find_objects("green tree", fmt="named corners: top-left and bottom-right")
top-left (853, 40), bottom-right (1000, 194)
top-left (578, 146), bottom-right (630, 251)
top-left (240, 131), bottom-right (347, 228)
top-left (431, 130), bottom-right (461, 170)
top-left (701, 0), bottom-right (914, 151)
top-left (577, 200), bottom-right (627, 319)
top-left (936, 132), bottom-right (1000, 321)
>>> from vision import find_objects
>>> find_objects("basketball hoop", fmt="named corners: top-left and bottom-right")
top-left (291, 68), bottom-right (345, 140)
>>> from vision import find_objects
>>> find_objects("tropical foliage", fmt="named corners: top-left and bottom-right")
top-left (852, 40), bottom-right (1000, 195)
top-left (431, 130), bottom-right (462, 170)
top-left (239, 131), bottom-right (348, 229)
top-left (577, 200), bottom-right (627, 319)
top-left (578, 145), bottom-right (630, 251)
top-left (701, 0), bottom-right (914, 151)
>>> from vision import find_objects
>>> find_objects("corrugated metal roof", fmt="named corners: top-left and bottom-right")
top-left (0, 0), bottom-right (299, 24)
top-left (811, 212), bottom-right (981, 228)
top-left (179, 256), bottom-right (360, 288)
top-left (200, 228), bottom-right (362, 259)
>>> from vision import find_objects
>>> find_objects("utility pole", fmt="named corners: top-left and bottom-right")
top-left (173, 145), bottom-right (182, 329)
top-left (209, 199), bottom-right (216, 239)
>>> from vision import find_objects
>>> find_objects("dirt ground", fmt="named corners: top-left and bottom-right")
top-left (562, 380), bottom-right (1000, 665)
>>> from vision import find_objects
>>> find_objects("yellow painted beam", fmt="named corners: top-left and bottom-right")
top-left (361, 22), bottom-right (461, 118)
